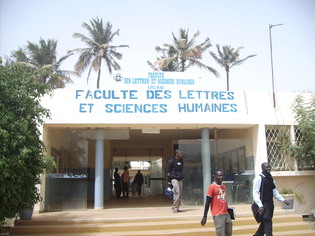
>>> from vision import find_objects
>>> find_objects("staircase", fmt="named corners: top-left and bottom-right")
top-left (9, 210), bottom-right (314, 236)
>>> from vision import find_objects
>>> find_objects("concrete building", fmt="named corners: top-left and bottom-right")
top-left (37, 71), bottom-right (314, 214)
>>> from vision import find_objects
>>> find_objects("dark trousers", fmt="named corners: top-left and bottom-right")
top-left (254, 202), bottom-right (274, 236)
top-left (122, 182), bottom-right (129, 197)
top-left (114, 183), bottom-right (121, 198)
top-left (137, 183), bottom-right (142, 196)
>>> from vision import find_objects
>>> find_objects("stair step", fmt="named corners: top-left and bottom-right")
top-left (9, 207), bottom-right (314, 236)
top-left (236, 229), bottom-right (315, 236)
top-left (10, 228), bottom-right (315, 236)
top-left (10, 218), bottom-right (313, 235)
top-left (13, 214), bottom-right (302, 226)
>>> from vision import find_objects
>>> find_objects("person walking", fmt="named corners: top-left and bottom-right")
top-left (122, 166), bottom-right (130, 198)
top-left (167, 149), bottom-right (184, 213)
top-left (113, 167), bottom-right (122, 199)
top-left (252, 162), bottom-right (290, 236)
top-left (200, 170), bottom-right (232, 236)
top-left (133, 170), bottom-right (144, 196)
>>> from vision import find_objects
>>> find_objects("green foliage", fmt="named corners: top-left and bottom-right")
top-left (275, 126), bottom-right (295, 170)
top-left (6, 38), bottom-right (77, 88)
top-left (280, 186), bottom-right (305, 204)
top-left (292, 94), bottom-right (315, 168)
top-left (112, 161), bottom-right (131, 170)
top-left (0, 62), bottom-right (52, 225)
top-left (149, 28), bottom-right (218, 76)
top-left (70, 17), bottom-right (129, 89)
top-left (210, 44), bottom-right (256, 91)
top-left (42, 156), bottom-right (57, 173)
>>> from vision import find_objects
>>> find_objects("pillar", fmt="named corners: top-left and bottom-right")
top-left (253, 124), bottom-right (268, 174)
top-left (94, 130), bottom-right (104, 209)
top-left (201, 128), bottom-right (211, 203)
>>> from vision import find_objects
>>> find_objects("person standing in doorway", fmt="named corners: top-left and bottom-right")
top-left (113, 167), bottom-right (121, 199)
top-left (167, 149), bottom-right (184, 213)
top-left (122, 166), bottom-right (130, 198)
top-left (133, 170), bottom-right (144, 196)
top-left (201, 170), bottom-right (232, 236)
top-left (252, 162), bottom-right (290, 236)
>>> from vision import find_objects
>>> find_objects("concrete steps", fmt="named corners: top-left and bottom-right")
top-left (9, 213), bottom-right (314, 236)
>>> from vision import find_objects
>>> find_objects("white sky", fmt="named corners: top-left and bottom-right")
top-left (1, 0), bottom-right (314, 92)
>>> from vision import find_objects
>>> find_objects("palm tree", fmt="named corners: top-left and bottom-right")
top-left (149, 28), bottom-right (218, 76)
top-left (69, 17), bottom-right (129, 89)
top-left (8, 38), bottom-right (76, 88)
top-left (210, 44), bottom-right (256, 91)
top-left (147, 45), bottom-right (179, 72)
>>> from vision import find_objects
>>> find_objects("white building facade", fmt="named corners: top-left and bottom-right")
top-left (38, 72), bottom-right (315, 213)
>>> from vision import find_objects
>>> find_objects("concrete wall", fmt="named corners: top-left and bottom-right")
top-left (274, 175), bottom-right (315, 214)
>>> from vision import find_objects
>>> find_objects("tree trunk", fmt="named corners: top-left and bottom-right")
top-left (226, 70), bottom-right (230, 91)
top-left (96, 62), bottom-right (102, 89)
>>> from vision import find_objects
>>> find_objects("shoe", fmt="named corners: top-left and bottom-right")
top-left (172, 208), bottom-right (183, 213)
top-left (172, 208), bottom-right (178, 213)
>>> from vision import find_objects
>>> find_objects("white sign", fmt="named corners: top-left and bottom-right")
top-left (43, 71), bottom-right (248, 125)
top-left (75, 72), bottom-right (239, 114)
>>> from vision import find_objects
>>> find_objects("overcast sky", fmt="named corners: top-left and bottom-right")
top-left (1, 0), bottom-right (314, 92)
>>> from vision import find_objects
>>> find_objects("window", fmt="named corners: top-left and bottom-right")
top-left (265, 126), bottom-right (294, 171)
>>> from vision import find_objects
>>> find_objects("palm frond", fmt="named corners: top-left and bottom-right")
top-left (9, 38), bottom-right (74, 88)
top-left (74, 49), bottom-right (94, 73)
top-left (147, 60), bottom-right (159, 71)
top-left (210, 44), bottom-right (256, 90)
top-left (154, 57), bottom-right (176, 70)
top-left (71, 17), bottom-right (129, 88)
top-left (230, 54), bottom-right (257, 68)
top-left (191, 59), bottom-right (219, 77)
top-left (151, 28), bottom-right (216, 75)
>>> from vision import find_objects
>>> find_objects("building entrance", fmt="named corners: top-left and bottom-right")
top-left (43, 127), bottom-right (255, 212)
top-left (111, 148), bottom-right (163, 198)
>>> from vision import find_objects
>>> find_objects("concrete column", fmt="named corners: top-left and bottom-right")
top-left (201, 128), bottom-right (211, 203)
top-left (253, 124), bottom-right (268, 174)
top-left (94, 130), bottom-right (104, 209)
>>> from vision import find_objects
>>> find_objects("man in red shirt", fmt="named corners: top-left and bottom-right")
top-left (201, 170), bottom-right (232, 236)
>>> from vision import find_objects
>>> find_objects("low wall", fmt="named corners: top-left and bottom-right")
top-left (274, 175), bottom-right (315, 214)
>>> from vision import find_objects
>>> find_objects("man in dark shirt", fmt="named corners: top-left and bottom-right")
top-left (252, 162), bottom-right (290, 236)
top-left (113, 167), bottom-right (121, 199)
top-left (133, 170), bottom-right (144, 196)
top-left (167, 149), bottom-right (184, 213)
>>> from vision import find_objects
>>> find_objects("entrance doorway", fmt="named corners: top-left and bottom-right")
top-left (112, 148), bottom-right (163, 197)
top-left (44, 127), bottom-right (255, 212)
